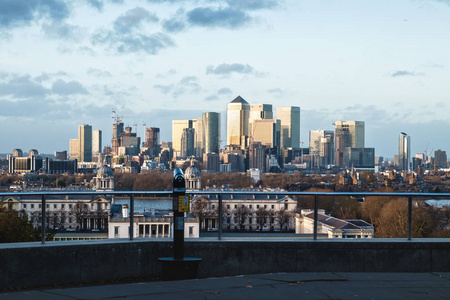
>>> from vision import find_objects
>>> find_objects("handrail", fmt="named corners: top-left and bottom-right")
top-left (1, 190), bottom-right (450, 244)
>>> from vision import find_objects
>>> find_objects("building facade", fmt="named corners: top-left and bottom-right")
top-left (276, 106), bottom-right (300, 149)
top-left (227, 96), bottom-right (250, 149)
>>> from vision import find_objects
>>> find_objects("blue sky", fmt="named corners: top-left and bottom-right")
top-left (1, 0), bottom-right (450, 159)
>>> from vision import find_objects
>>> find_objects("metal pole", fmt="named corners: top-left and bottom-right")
top-left (218, 194), bottom-right (222, 240)
top-left (173, 168), bottom-right (185, 260)
top-left (313, 194), bottom-right (318, 240)
top-left (41, 195), bottom-right (46, 244)
top-left (130, 194), bottom-right (134, 241)
top-left (408, 196), bottom-right (412, 240)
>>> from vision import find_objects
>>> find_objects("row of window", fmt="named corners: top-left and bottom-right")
top-left (224, 204), bottom-right (276, 210)
top-left (21, 203), bottom-right (109, 210)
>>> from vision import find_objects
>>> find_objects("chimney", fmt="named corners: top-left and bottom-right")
top-left (122, 204), bottom-right (129, 218)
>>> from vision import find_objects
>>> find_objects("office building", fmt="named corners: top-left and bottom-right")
top-left (172, 120), bottom-right (193, 156)
top-left (55, 151), bottom-right (68, 160)
top-left (309, 130), bottom-right (334, 166)
top-left (12, 149), bottom-right (23, 157)
top-left (203, 112), bottom-right (220, 154)
top-left (93, 130), bottom-right (102, 154)
top-left (78, 124), bottom-right (92, 162)
top-left (180, 128), bottom-right (195, 157)
top-left (192, 118), bottom-right (203, 158)
top-left (399, 132), bottom-right (411, 171)
top-left (249, 104), bottom-right (273, 137)
top-left (69, 139), bottom-right (79, 160)
top-left (276, 106), bottom-right (300, 149)
top-left (434, 149), bottom-right (447, 169)
top-left (252, 119), bottom-right (281, 152)
top-left (143, 127), bottom-right (161, 156)
top-left (227, 96), bottom-right (250, 149)
top-left (334, 121), bottom-right (364, 168)
top-left (112, 122), bottom-right (124, 156)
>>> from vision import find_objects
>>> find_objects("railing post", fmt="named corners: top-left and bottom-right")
top-left (41, 195), bottom-right (46, 244)
top-left (218, 193), bottom-right (222, 240)
top-left (313, 194), bottom-right (318, 240)
top-left (408, 196), bottom-right (412, 241)
top-left (129, 194), bottom-right (134, 241)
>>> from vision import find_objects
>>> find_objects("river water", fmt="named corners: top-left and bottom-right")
top-left (114, 199), bottom-right (171, 212)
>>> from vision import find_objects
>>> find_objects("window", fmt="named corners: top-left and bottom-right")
top-left (54, 204), bottom-right (57, 209)
top-left (61, 204), bottom-right (65, 209)
top-left (46, 204), bottom-right (49, 209)
top-left (23, 204), bottom-right (27, 208)
top-left (114, 226), bottom-right (119, 237)
top-left (39, 204), bottom-right (41, 208)
top-left (257, 205), bottom-right (259, 209)
top-left (189, 227), bottom-right (193, 235)
top-left (271, 205), bottom-right (274, 209)
top-left (234, 205), bottom-right (237, 209)
top-left (212, 205), bottom-right (215, 209)
top-left (31, 204), bottom-right (34, 209)
top-left (68, 217), bottom-right (72, 223)
top-left (249, 205), bottom-right (252, 209)
top-left (227, 205), bottom-right (230, 209)
top-left (69, 204), bottom-right (72, 209)
top-left (264, 205), bottom-right (267, 209)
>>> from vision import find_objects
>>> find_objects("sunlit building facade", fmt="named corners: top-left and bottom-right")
top-left (227, 96), bottom-right (250, 149)
top-left (276, 106), bottom-right (300, 149)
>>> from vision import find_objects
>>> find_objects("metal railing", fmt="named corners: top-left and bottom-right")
top-left (1, 190), bottom-right (449, 244)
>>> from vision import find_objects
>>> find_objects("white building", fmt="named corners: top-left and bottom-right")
top-left (108, 205), bottom-right (199, 239)
top-left (295, 209), bottom-right (374, 238)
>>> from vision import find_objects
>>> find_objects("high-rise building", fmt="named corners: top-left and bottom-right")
top-left (227, 96), bottom-right (250, 149)
top-left (252, 119), bottom-right (281, 152)
top-left (434, 149), bottom-right (447, 169)
top-left (78, 124), bottom-right (92, 162)
top-left (334, 121), bottom-right (365, 148)
top-left (203, 112), bottom-right (220, 154)
top-left (112, 122), bottom-right (124, 156)
top-left (172, 120), bottom-right (193, 156)
top-left (309, 130), bottom-right (334, 163)
top-left (334, 121), bottom-right (364, 168)
top-left (180, 128), bottom-right (195, 157)
top-left (69, 138), bottom-right (79, 160)
top-left (144, 127), bottom-right (160, 148)
top-left (193, 118), bottom-right (203, 158)
top-left (12, 149), bottom-right (23, 157)
top-left (93, 130), bottom-right (102, 155)
top-left (276, 106), bottom-right (300, 149)
top-left (399, 132), bottom-right (411, 171)
top-left (249, 104), bottom-right (273, 137)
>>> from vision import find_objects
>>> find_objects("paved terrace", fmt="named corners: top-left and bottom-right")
top-left (2, 272), bottom-right (450, 299)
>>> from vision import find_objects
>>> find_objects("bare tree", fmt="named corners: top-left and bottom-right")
top-left (233, 205), bottom-right (251, 231)
top-left (190, 197), bottom-right (210, 231)
top-left (72, 201), bottom-right (90, 231)
top-left (255, 207), bottom-right (269, 231)
top-left (276, 209), bottom-right (293, 231)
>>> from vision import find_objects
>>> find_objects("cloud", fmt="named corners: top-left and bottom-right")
top-left (92, 7), bottom-right (174, 55)
top-left (153, 75), bottom-right (201, 98)
top-left (0, 0), bottom-right (70, 30)
top-left (187, 7), bottom-right (250, 29)
top-left (156, 69), bottom-right (177, 78)
top-left (218, 87), bottom-right (232, 95)
top-left (41, 21), bottom-right (81, 40)
top-left (391, 70), bottom-right (425, 77)
top-left (206, 63), bottom-right (256, 75)
top-left (204, 95), bottom-right (218, 101)
top-left (87, 68), bottom-right (112, 77)
top-left (162, 18), bottom-right (186, 33)
top-left (113, 7), bottom-right (158, 34)
top-left (0, 74), bottom-right (49, 98)
top-left (226, 0), bottom-right (278, 11)
top-left (86, 0), bottom-right (104, 11)
top-left (52, 79), bottom-right (89, 95)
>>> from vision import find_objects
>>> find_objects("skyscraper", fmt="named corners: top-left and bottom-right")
top-left (276, 106), bottom-right (300, 149)
top-left (309, 130), bottom-right (334, 166)
top-left (93, 130), bottom-right (102, 154)
top-left (78, 124), bottom-right (92, 162)
top-left (399, 132), bottom-right (411, 171)
top-left (252, 119), bottom-right (281, 151)
top-left (172, 120), bottom-right (193, 157)
top-left (249, 104), bottom-right (273, 137)
top-left (227, 96), bottom-right (250, 149)
top-left (334, 121), bottom-right (365, 148)
top-left (203, 112), bottom-right (220, 154)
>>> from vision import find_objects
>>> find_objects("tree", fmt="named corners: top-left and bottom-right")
top-left (190, 197), bottom-right (210, 231)
top-left (234, 205), bottom-right (251, 231)
top-left (255, 207), bottom-right (269, 230)
top-left (72, 201), bottom-right (90, 230)
top-left (276, 209), bottom-right (293, 231)
top-left (0, 205), bottom-right (41, 243)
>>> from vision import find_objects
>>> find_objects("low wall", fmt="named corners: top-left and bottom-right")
top-left (1, 238), bottom-right (449, 290)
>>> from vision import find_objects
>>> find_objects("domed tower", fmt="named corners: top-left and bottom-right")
top-left (95, 165), bottom-right (114, 191)
top-left (185, 159), bottom-right (201, 190)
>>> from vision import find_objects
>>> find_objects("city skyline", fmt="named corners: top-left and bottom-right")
top-left (1, 0), bottom-right (450, 157)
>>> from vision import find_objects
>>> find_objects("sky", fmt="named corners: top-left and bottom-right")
top-left (1, 0), bottom-right (450, 159)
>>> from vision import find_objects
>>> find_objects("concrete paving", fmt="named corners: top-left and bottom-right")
top-left (1, 272), bottom-right (450, 300)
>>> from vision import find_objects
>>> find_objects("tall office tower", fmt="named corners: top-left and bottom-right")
top-left (180, 128), bottom-right (195, 157)
top-left (203, 112), bottom-right (220, 154)
top-left (434, 149), bottom-right (447, 169)
top-left (252, 119), bottom-right (281, 152)
top-left (69, 138), bottom-right (79, 160)
top-left (93, 130), bottom-right (102, 154)
top-left (78, 124), bottom-right (92, 162)
top-left (399, 132), bottom-right (411, 171)
top-left (144, 127), bottom-right (160, 148)
top-left (111, 122), bottom-right (124, 156)
top-left (227, 96), bottom-right (250, 149)
top-left (276, 106), bottom-right (300, 149)
top-left (172, 120), bottom-right (193, 157)
top-left (120, 126), bottom-right (141, 156)
top-left (249, 104), bottom-right (273, 136)
top-left (55, 151), bottom-right (68, 160)
top-left (334, 121), bottom-right (365, 148)
top-left (249, 142), bottom-right (267, 173)
top-left (193, 118), bottom-right (203, 158)
top-left (309, 130), bottom-right (334, 166)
